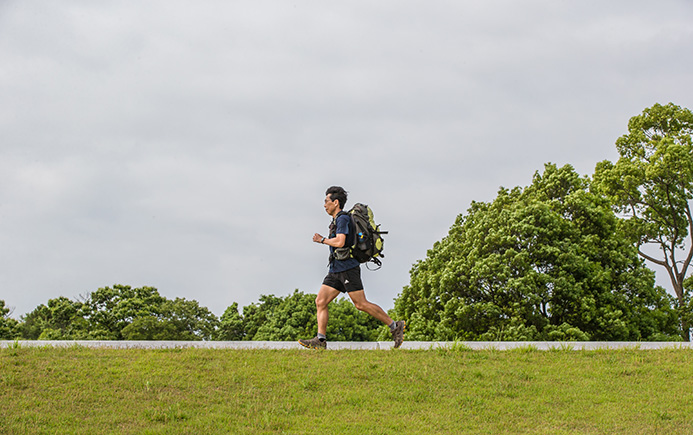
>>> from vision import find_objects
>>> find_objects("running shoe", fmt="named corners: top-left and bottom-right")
top-left (298, 336), bottom-right (327, 350)
top-left (391, 320), bottom-right (406, 349)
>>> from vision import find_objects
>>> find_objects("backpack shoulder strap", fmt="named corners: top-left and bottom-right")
top-left (333, 210), bottom-right (355, 248)
top-left (330, 210), bottom-right (349, 234)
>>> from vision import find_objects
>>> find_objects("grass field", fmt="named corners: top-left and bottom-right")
top-left (2, 344), bottom-right (693, 434)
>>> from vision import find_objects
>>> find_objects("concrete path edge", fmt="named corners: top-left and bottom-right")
top-left (2, 340), bottom-right (692, 350)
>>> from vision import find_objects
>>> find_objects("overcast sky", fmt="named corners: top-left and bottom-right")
top-left (2, 1), bottom-right (692, 320)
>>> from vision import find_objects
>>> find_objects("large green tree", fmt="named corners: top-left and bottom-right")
top-left (0, 300), bottom-right (20, 339)
top-left (395, 163), bottom-right (679, 341)
top-left (82, 285), bottom-right (218, 340)
top-left (19, 285), bottom-right (219, 340)
top-left (20, 296), bottom-right (89, 340)
top-left (81, 285), bottom-right (168, 339)
top-left (121, 297), bottom-right (219, 340)
top-left (594, 103), bottom-right (693, 340)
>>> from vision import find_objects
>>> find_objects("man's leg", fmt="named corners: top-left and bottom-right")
top-left (316, 285), bottom-right (341, 336)
top-left (347, 290), bottom-right (393, 325)
top-left (299, 284), bottom-right (341, 349)
top-left (348, 290), bottom-right (406, 348)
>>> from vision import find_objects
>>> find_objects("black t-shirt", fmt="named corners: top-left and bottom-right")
top-left (329, 213), bottom-right (359, 273)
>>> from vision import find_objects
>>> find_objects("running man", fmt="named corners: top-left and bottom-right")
top-left (299, 186), bottom-right (405, 349)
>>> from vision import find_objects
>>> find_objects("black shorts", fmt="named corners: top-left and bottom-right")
top-left (322, 267), bottom-right (363, 293)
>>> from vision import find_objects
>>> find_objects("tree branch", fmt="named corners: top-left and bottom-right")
top-left (638, 247), bottom-right (668, 267)
top-left (679, 201), bottom-right (693, 281)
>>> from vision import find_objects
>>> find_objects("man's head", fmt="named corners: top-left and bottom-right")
top-left (325, 186), bottom-right (347, 214)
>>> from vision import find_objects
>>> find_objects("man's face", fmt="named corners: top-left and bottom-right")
top-left (324, 194), bottom-right (339, 216)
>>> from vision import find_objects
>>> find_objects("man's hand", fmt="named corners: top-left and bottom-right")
top-left (313, 233), bottom-right (325, 243)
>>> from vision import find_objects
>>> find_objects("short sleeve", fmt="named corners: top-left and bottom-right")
top-left (335, 214), bottom-right (350, 235)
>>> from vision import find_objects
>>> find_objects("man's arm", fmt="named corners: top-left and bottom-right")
top-left (313, 233), bottom-right (346, 248)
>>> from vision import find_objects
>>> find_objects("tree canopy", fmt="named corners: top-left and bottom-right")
top-left (594, 102), bottom-right (693, 339)
top-left (394, 163), bottom-right (680, 341)
top-left (0, 300), bottom-right (20, 339)
top-left (8, 287), bottom-right (388, 342)
top-left (217, 290), bottom-right (387, 341)
top-left (19, 285), bottom-right (219, 340)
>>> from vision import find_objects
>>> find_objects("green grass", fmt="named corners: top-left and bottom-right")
top-left (2, 345), bottom-right (693, 434)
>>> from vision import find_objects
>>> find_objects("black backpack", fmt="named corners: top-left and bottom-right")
top-left (343, 203), bottom-right (388, 269)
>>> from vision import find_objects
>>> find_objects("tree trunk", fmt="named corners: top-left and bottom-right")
top-left (672, 280), bottom-right (691, 342)
top-left (638, 249), bottom-right (691, 341)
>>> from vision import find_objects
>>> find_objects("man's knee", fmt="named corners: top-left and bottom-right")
top-left (316, 285), bottom-right (340, 309)
top-left (316, 295), bottom-right (331, 309)
top-left (352, 299), bottom-right (369, 312)
top-left (315, 295), bottom-right (324, 308)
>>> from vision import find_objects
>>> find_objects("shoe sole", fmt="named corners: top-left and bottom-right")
top-left (298, 340), bottom-right (326, 350)
top-left (393, 321), bottom-right (406, 349)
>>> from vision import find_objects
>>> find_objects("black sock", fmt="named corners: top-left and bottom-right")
top-left (317, 333), bottom-right (326, 341)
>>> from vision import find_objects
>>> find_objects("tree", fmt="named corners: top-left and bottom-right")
top-left (13, 286), bottom-right (388, 342)
top-left (20, 297), bottom-right (89, 340)
top-left (0, 300), bottom-right (20, 339)
top-left (594, 103), bottom-right (693, 340)
top-left (238, 290), bottom-right (386, 341)
top-left (395, 163), bottom-right (679, 341)
top-left (121, 298), bottom-right (219, 340)
top-left (81, 285), bottom-right (166, 339)
top-left (215, 302), bottom-right (245, 340)
top-left (81, 285), bottom-right (219, 340)
top-left (160, 297), bottom-right (219, 340)
top-left (18, 285), bottom-right (219, 340)
top-left (250, 291), bottom-right (317, 341)
top-left (120, 316), bottom-right (180, 340)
